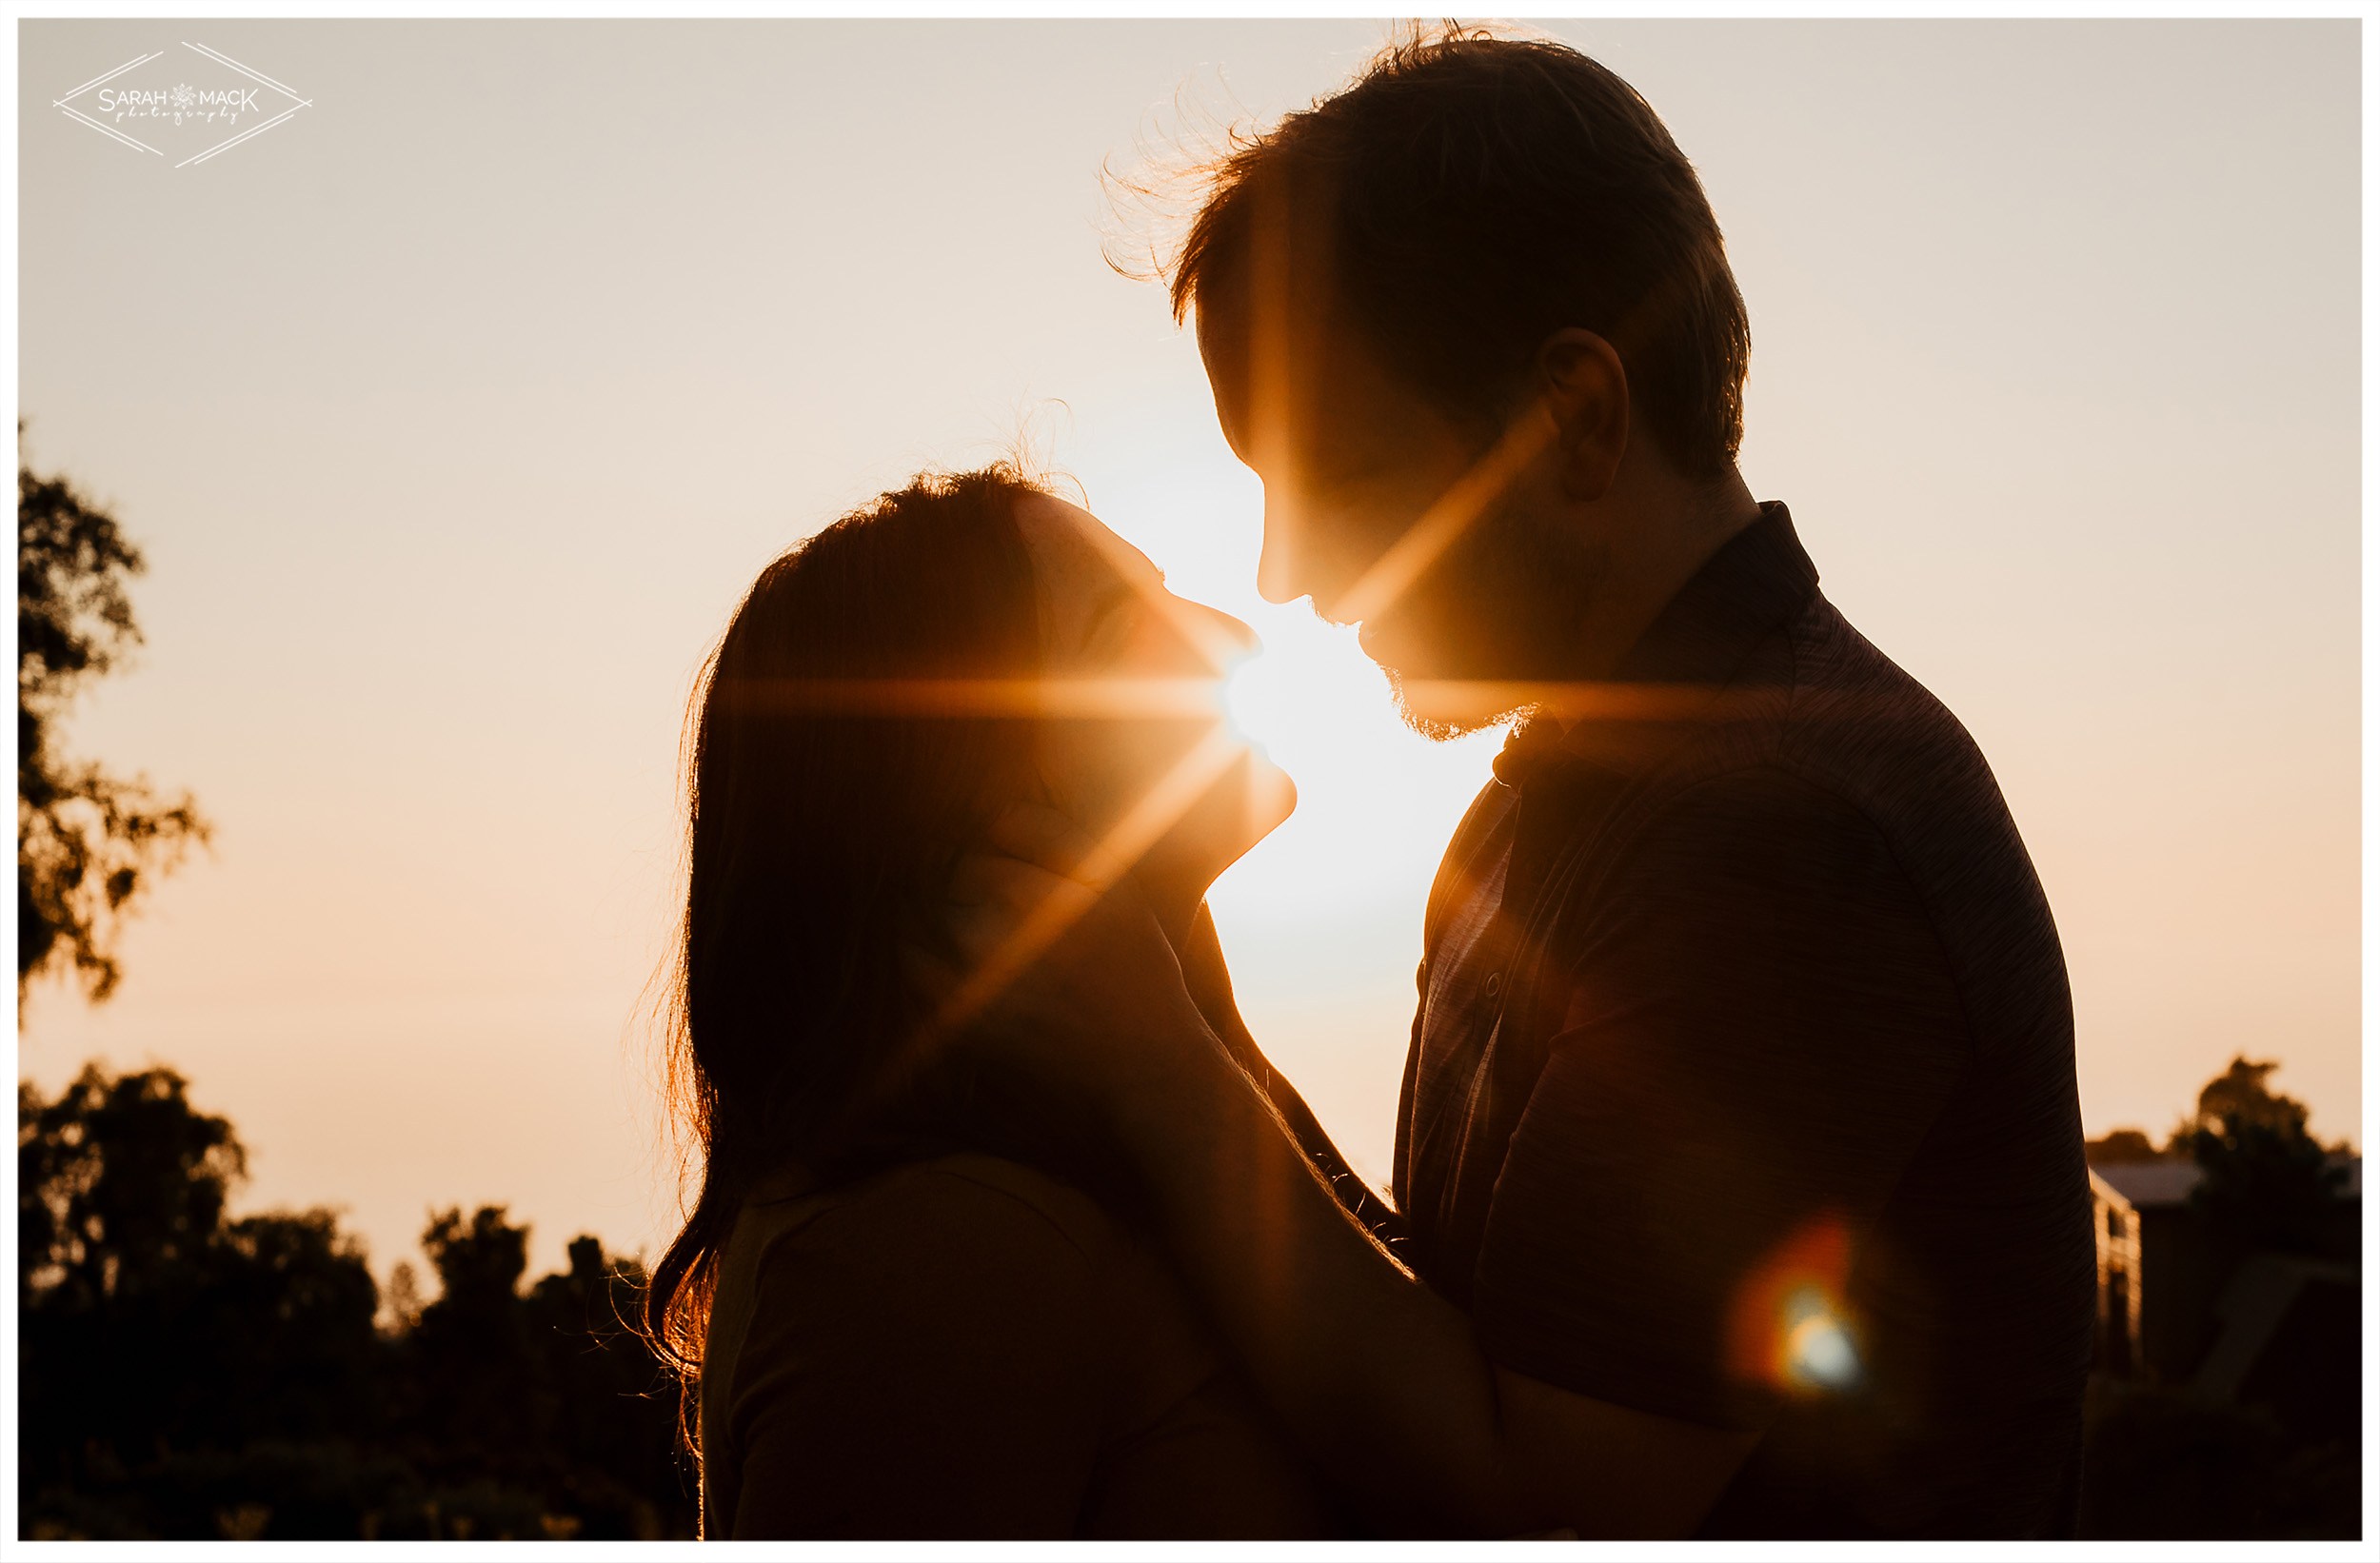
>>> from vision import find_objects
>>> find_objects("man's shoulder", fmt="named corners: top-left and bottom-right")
top-left (1616, 760), bottom-right (1897, 872)
top-left (1525, 589), bottom-right (2055, 970)
top-left (1621, 590), bottom-right (2028, 887)
top-left (1581, 593), bottom-right (2068, 1038)
top-left (1769, 593), bottom-right (2001, 801)
top-left (1581, 762), bottom-right (1935, 980)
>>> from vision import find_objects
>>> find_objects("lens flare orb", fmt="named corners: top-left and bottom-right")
top-left (1778, 1285), bottom-right (1863, 1393)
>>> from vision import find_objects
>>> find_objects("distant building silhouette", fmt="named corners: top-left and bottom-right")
top-left (2087, 1168), bottom-right (2144, 1377)
top-left (2090, 1154), bottom-right (2359, 1442)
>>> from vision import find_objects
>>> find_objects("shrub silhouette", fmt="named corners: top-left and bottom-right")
top-left (18, 1064), bottom-right (693, 1539)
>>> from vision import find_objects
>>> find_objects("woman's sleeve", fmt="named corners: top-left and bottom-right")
top-left (723, 1167), bottom-right (1113, 1539)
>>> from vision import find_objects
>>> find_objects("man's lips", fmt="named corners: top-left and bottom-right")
top-left (1305, 594), bottom-right (1356, 630)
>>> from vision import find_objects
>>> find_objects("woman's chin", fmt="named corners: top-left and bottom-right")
top-left (1149, 748), bottom-right (1297, 902)
top-left (1215, 744), bottom-right (1297, 861)
top-left (1245, 749), bottom-right (1298, 841)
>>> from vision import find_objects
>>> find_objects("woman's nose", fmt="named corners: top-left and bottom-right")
top-left (1168, 598), bottom-right (1259, 674)
top-left (1212, 605), bottom-right (1259, 659)
top-left (1201, 603), bottom-right (1260, 665)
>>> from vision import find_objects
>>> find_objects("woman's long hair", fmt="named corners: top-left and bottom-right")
top-left (643, 465), bottom-right (1051, 1441)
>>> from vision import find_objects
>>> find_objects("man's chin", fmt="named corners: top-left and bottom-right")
top-left (1359, 616), bottom-right (1530, 740)
top-left (1382, 667), bottom-right (1508, 743)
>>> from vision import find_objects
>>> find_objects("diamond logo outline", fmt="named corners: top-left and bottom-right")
top-left (51, 41), bottom-right (314, 168)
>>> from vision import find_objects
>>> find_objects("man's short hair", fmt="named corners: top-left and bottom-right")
top-left (1173, 29), bottom-right (1750, 480)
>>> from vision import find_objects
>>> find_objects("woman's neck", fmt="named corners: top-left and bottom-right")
top-left (1138, 870), bottom-right (1208, 956)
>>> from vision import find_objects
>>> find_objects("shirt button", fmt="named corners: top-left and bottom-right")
top-left (1483, 972), bottom-right (1503, 999)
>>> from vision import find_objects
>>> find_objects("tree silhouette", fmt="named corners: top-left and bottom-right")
top-left (18, 1069), bottom-right (382, 1506)
top-left (2182, 1056), bottom-right (2322, 1141)
top-left (2087, 1056), bottom-right (2354, 1175)
top-left (19, 1064), bottom-right (692, 1539)
top-left (18, 1065), bottom-right (245, 1308)
top-left (2082, 1127), bottom-right (2169, 1166)
top-left (409, 1205), bottom-right (539, 1459)
top-left (2178, 1056), bottom-right (2349, 1257)
top-left (18, 448), bottom-right (209, 1002)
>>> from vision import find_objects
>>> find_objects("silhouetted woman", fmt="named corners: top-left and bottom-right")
top-left (646, 465), bottom-right (1339, 1538)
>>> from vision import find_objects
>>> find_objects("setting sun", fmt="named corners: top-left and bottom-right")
top-left (1220, 611), bottom-right (1401, 773)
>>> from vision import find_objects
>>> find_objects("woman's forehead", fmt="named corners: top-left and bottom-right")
top-left (1014, 492), bottom-right (1159, 586)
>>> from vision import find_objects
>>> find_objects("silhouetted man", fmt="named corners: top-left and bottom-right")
top-left (957, 30), bottom-right (2093, 1538)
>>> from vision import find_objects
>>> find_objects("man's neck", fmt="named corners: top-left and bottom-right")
top-left (1559, 471), bottom-right (1764, 683)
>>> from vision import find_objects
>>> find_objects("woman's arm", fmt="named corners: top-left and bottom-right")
top-left (1102, 1024), bottom-right (1756, 1538)
top-left (1174, 901), bottom-right (1409, 1248)
top-left (948, 828), bottom-right (1758, 1537)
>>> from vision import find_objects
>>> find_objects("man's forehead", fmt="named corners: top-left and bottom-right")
top-left (1193, 275), bottom-right (1344, 374)
top-left (1194, 287), bottom-right (1444, 472)
top-left (1197, 290), bottom-right (1337, 433)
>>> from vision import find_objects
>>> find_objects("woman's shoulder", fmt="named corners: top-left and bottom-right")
top-left (876, 1152), bottom-right (1120, 1253)
top-left (749, 1152), bottom-right (1123, 1289)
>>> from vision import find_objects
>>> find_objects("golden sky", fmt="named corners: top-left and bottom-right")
top-left (17, 18), bottom-right (2360, 1278)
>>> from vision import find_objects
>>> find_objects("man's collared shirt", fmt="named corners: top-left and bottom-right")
top-left (1394, 503), bottom-right (2095, 1538)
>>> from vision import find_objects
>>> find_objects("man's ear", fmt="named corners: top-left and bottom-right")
top-left (1536, 328), bottom-right (1630, 504)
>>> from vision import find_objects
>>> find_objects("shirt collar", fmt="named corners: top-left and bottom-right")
top-left (1491, 500), bottom-right (1819, 787)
